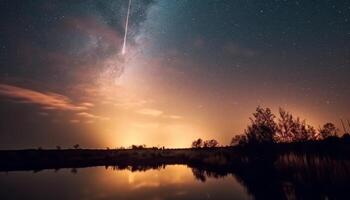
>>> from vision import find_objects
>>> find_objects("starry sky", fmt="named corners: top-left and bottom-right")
top-left (0, 0), bottom-right (349, 149)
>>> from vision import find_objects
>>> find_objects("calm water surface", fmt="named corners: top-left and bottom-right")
top-left (0, 165), bottom-right (251, 200)
top-left (2, 153), bottom-right (350, 199)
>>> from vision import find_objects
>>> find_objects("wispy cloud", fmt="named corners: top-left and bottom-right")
top-left (136, 108), bottom-right (183, 120)
top-left (0, 84), bottom-right (88, 111)
top-left (136, 108), bottom-right (163, 117)
top-left (80, 102), bottom-right (94, 107)
top-left (76, 112), bottom-right (110, 121)
top-left (167, 115), bottom-right (183, 120)
top-left (113, 99), bottom-right (148, 109)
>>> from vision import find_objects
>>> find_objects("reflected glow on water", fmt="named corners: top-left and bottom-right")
top-left (0, 165), bottom-right (250, 200)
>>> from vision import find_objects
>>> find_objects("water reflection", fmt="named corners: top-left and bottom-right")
top-left (1, 154), bottom-right (349, 200)
top-left (190, 153), bottom-right (350, 200)
top-left (0, 165), bottom-right (249, 200)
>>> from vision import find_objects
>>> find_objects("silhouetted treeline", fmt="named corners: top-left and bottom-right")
top-left (191, 138), bottom-right (219, 148)
top-left (229, 106), bottom-right (348, 146)
top-left (190, 106), bottom-right (348, 149)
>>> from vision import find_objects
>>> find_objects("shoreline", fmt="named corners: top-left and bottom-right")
top-left (1, 138), bottom-right (350, 172)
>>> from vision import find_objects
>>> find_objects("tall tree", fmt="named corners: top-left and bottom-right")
top-left (245, 107), bottom-right (277, 144)
top-left (277, 108), bottom-right (317, 142)
top-left (277, 108), bottom-right (295, 142)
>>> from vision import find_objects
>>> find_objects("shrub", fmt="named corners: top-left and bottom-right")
top-left (191, 138), bottom-right (203, 148)
top-left (319, 123), bottom-right (338, 139)
top-left (230, 135), bottom-right (247, 146)
top-left (203, 139), bottom-right (219, 148)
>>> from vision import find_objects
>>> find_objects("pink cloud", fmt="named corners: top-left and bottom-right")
top-left (0, 84), bottom-right (88, 111)
top-left (76, 112), bottom-right (110, 121)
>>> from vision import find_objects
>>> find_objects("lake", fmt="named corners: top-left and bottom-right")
top-left (0, 165), bottom-right (251, 200)
top-left (1, 153), bottom-right (350, 199)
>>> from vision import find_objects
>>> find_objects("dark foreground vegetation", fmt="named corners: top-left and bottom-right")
top-left (1, 136), bottom-right (350, 172)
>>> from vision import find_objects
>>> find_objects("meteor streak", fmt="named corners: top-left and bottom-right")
top-left (122, 0), bottom-right (132, 55)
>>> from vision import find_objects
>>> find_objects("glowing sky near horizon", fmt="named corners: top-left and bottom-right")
top-left (0, 0), bottom-right (349, 149)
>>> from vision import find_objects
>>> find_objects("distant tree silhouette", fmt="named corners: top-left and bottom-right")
top-left (276, 108), bottom-right (295, 142)
top-left (277, 108), bottom-right (317, 142)
top-left (191, 138), bottom-right (203, 148)
top-left (73, 144), bottom-right (80, 149)
top-left (292, 119), bottom-right (316, 142)
top-left (230, 135), bottom-right (247, 146)
top-left (203, 139), bottom-right (219, 148)
top-left (245, 107), bottom-right (277, 144)
top-left (231, 107), bottom-right (340, 145)
top-left (305, 125), bottom-right (318, 141)
top-left (131, 144), bottom-right (146, 149)
top-left (319, 123), bottom-right (338, 139)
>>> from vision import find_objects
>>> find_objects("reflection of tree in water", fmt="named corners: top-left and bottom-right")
top-left (105, 163), bottom-right (166, 172)
top-left (101, 151), bottom-right (350, 199)
top-left (191, 167), bottom-right (229, 182)
top-left (189, 153), bottom-right (350, 199)
top-left (191, 168), bottom-right (207, 182)
top-left (274, 153), bottom-right (350, 199)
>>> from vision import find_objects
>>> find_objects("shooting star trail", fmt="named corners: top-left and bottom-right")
top-left (122, 0), bottom-right (132, 55)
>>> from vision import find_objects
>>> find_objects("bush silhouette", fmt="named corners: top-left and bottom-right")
top-left (203, 139), bottom-right (219, 148)
top-left (191, 138), bottom-right (203, 148)
top-left (319, 123), bottom-right (338, 139)
top-left (131, 144), bottom-right (146, 149)
top-left (230, 135), bottom-right (247, 146)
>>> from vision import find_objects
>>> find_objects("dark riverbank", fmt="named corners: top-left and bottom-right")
top-left (1, 137), bottom-right (350, 172)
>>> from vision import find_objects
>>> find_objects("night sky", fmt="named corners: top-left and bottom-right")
top-left (0, 0), bottom-right (349, 149)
